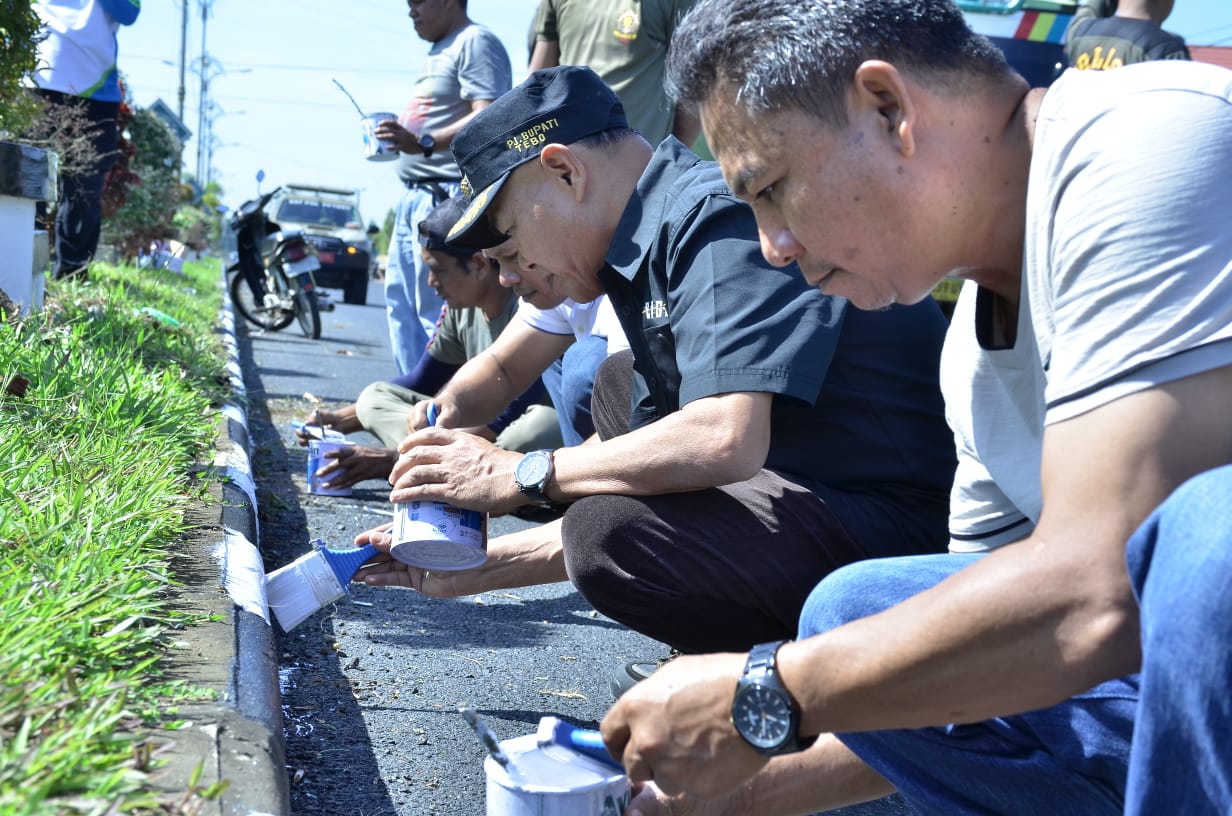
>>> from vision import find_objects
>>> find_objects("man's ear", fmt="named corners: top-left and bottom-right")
top-left (466, 251), bottom-right (492, 277)
top-left (539, 143), bottom-right (587, 201)
top-left (851, 60), bottom-right (917, 158)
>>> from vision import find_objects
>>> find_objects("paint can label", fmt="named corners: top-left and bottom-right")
top-left (484, 734), bottom-right (630, 815)
top-left (390, 500), bottom-right (488, 570)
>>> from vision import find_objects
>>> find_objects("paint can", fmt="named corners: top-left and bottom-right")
top-left (485, 734), bottom-right (630, 816)
top-left (306, 439), bottom-right (353, 497)
top-left (362, 112), bottom-right (399, 161)
top-left (389, 499), bottom-right (487, 570)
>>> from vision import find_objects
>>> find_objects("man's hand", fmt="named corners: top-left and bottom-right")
top-left (407, 395), bottom-right (463, 433)
top-left (353, 519), bottom-right (570, 596)
top-left (601, 653), bottom-right (768, 798)
top-left (373, 119), bottom-right (415, 153)
top-left (295, 406), bottom-right (358, 446)
top-left (389, 427), bottom-right (524, 513)
top-left (312, 444), bottom-right (397, 489)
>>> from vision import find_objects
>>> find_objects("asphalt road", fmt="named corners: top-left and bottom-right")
top-left (239, 279), bottom-right (664, 815)
top-left (237, 278), bottom-right (910, 815)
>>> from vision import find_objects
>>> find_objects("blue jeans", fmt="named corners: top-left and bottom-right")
top-left (541, 333), bottom-right (607, 446)
top-left (384, 181), bottom-right (457, 376)
top-left (798, 465), bottom-right (1232, 814)
top-left (1123, 464), bottom-right (1232, 814)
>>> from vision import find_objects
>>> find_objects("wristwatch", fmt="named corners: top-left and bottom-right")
top-left (731, 640), bottom-right (803, 756)
top-left (417, 132), bottom-right (436, 158)
top-left (515, 449), bottom-right (555, 506)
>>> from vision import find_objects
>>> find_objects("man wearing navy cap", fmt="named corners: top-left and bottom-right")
top-left (295, 194), bottom-right (562, 488)
top-left (357, 66), bottom-right (957, 692)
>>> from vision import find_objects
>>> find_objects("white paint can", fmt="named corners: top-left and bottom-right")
top-left (390, 500), bottom-right (487, 570)
top-left (485, 734), bottom-right (630, 816)
top-left (306, 439), bottom-right (353, 497)
top-left (362, 112), bottom-right (399, 161)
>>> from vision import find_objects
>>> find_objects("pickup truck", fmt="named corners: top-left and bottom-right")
top-left (270, 184), bottom-right (379, 305)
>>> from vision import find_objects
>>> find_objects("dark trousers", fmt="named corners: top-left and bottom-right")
top-left (561, 350), bottom-right (948, 654)
top-left (36, 90), bottom-right (120, 278)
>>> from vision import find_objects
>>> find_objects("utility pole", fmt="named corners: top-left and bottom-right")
top-left (194, 0), bottom-right (214, 183)
top-left (176, 0), bottom-right (188, 120)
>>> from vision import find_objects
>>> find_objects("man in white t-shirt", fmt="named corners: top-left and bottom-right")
top-left (598, 1), bottom-right (1232, 814)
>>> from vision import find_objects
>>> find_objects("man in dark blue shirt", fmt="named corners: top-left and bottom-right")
top-left (357, 67), bottom-right (956, 685)
top-left (1064, 0), bottom-right (1190, 69)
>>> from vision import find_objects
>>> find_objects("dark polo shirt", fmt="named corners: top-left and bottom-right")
top-left (597, 138), bottom-right (955, 498)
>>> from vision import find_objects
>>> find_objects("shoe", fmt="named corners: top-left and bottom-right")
top-left (608, 649), bottom-right (681, 700)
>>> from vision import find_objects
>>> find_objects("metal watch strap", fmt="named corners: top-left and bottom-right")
top-left (736, 639), bottom-right (812, 755)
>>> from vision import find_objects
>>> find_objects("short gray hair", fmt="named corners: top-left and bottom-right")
top-left (666, 0), bottom-right (1010, 128)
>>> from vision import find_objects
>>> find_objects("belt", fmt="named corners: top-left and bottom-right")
top-left (404, 178), bottom-right (455, 205)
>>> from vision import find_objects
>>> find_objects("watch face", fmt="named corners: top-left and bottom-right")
top-left (517, 451), bottom-right (551, 486)
top-left (733, 684), bottom-right (793, 750)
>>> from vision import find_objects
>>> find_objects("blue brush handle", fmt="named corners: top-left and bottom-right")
top-left (426, 401), bottom-right (438, 427)
top-left (551, 720), bottom-right (622, 770)
top-left (319, 542), bottom-right (381, 587)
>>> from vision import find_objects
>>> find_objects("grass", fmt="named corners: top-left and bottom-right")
top-left (0, 260), bottom-right (231, 814)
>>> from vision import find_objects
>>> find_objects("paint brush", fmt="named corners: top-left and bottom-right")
top-left (265, 539), bottom-right (379, 631)
top-left (535, 716), bottom-right (623, 770)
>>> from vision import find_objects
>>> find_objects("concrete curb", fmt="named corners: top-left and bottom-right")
top-left (152, 270), bottom-right (288, 815)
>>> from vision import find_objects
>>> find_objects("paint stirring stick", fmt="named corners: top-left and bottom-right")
top-left (458, 704), bottom-right (519, 778)
top-left (331, 78), bottom-right (367, 120)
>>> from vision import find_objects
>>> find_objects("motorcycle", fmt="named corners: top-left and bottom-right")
top-left (227, 187), bottom-right (323, 339)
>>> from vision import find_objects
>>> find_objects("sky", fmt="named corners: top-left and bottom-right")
top-left (120, 0), bottom-right (1232, 226)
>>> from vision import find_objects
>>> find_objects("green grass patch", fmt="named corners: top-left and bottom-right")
top-left (0, 261), bottom-right (230, 814)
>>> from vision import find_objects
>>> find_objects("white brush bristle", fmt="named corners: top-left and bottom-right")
top-left (265, 549), bottom-right (346, 631)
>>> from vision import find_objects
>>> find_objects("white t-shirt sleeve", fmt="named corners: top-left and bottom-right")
top-left (516, 298), bottom-right (575, 337)
top-left (1028, 65), bottom-right (1232, 423)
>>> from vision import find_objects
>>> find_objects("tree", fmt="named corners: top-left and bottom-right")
top-left (375, 208), bottom-right (395, 256)
top-left (0, 0), bottom-right (44, 136)
top-left (100, 101), bottom-right (185, 259)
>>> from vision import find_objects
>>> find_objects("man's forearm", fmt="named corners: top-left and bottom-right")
top-left (548, 392), bottom-right (771, 501)
top-left (714, 736), bottom-right (894, 816)
top-left (779, 536), bottom-right (1141, 737)
top-left (437, 351), bottom-right (522, 428)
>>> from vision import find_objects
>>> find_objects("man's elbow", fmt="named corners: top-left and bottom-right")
top-left (703, 428), bottom-right (769, 485)
top-left (1066, 561), bottom-right (1143, 682)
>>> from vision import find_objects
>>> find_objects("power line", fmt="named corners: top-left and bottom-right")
top-left (125, 52), bottom-right (418, 75)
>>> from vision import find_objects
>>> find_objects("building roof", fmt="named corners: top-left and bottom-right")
top-left (1190, 46), bottom-right (1232, 71)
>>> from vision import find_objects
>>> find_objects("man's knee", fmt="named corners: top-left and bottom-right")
top-left (562, 492), bottom-right (652, 596)
top-left (353, 382), bottom-right (390, 429)
top-left (799, 553), bottom-right (978, 639)
top-left (591, 350), bottom-right (634, 440)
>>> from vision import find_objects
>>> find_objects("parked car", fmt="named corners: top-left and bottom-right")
top-left (270, 184), bottom-right (378, 305)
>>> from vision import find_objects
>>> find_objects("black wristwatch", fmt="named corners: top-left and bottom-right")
top-left (417, 132), bottom-right (436, 158)
top-left (515, 449), bottom-right (555, 506)
top-left (731, 640), bottom-right (803, 756)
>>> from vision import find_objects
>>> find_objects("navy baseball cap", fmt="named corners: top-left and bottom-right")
top-left (447, 65), bottom-right (628, 249)
top-left (417, 193), bottom-right (471, 256)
